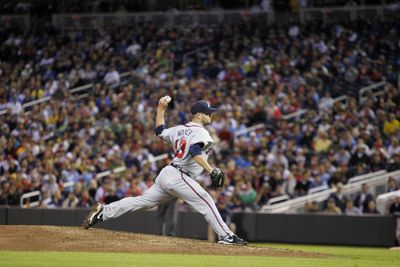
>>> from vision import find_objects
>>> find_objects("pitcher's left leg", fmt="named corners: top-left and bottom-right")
top-left (84, 180), bottom-right (174, 229)
top-left (171, 173), bottom-right (233, 238)
top-left (103, 182), bottom-right (174, 220)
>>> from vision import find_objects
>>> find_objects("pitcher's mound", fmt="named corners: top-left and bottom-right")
top-left (0, 225), bottom-right (325, 257)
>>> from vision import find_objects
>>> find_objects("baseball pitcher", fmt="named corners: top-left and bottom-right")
top-left (83, 96), bottom-right (247, 245)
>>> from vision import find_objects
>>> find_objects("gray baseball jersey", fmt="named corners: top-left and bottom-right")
top-left (102, 121), bottom-right (233, 239)
top-left (159, 121), bottom-right (213, 178)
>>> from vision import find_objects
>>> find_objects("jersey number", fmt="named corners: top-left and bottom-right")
top-left (175, 138), bottom-right (187, 158)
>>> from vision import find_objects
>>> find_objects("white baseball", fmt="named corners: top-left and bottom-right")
top-left (165, 96), bottom-right (171, 102)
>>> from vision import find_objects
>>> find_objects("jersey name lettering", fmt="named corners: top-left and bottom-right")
top-left (177, 129), bottom-right (192, 137)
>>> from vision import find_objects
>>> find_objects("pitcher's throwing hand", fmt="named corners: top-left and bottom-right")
top-left (158, 95), bottom-right (172, 110)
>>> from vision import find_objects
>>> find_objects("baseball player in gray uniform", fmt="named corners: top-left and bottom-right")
top-left (83, 96), bottom-right (247, 245)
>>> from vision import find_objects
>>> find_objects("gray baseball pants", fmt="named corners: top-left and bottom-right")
top-left (102, 165), bottom-right (233, 239)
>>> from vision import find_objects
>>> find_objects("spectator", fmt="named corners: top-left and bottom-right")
top-left (39, 189), bottom-right (53, 208)
top-left (62, 192), bottom-right (79, 208)
top-left (325, 183), bottom-right (346, 212)
top-left (49, 189), bottom-right (64, 208)
top-left (313, 131), bottom-right (332, 154)
top-left (230, 194), bottom-right (245, 212)
top-left (267, 148), bottom-right (289, 170)
top-left (354, 183), bottom-right (374, 213)
top-left (237, 182), bottom-right (257, 210)
top-left (295, 170), bottom-right (313, 196)
top-left (346, 162), bottom-right (369, 181)
top-left (126, 41), bottom-right (142, 58)
top-left (364, 200), bottom-right (379, 214)
top-left (349, 145), bottom-right (370, 167)
top-left (333, 147), bottom-right (351, 166)
top-left (255, 183), bottom-right (272, 207)
top-left (387, 139), bottom-right (400, 158)
top-left (104, 187), bottom-right (121, 204)
top-left (389, 197), bottom-right (400, 215)
top-left (79, 190), bottom-right (96, 208)
top-left (387, 177), bottom-right (399, 193)
top-left (0, 180), bottom-right (19, 205)
top-left (304, 201), bottom-right (321, 213)
top-left (369, 152), bottom-right (387, 172)
top-left (103, 66), bottom-right (120, 88)
top-left (383, 113), bottom-right (400, 136)
top-left (344, 199), bottom-right (362, 215)
top-left (324, 197), bottom-right (342, 215)
top-left (387, 154), bottom-right (400, 172)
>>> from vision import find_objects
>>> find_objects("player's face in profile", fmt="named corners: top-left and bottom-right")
top-left (202, 113), bottom-right (212, 125)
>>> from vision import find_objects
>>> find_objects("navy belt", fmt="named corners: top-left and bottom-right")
top-left (170, 162), bottom-right (191, 177)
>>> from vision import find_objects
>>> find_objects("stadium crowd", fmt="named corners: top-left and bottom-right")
top-left (1, 0), bottom-right (398, 15)
top-left (0, 15), bottom-right (399, 216)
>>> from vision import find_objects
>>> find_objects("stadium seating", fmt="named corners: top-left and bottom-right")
top-left (0, 5), bottom-right (399, 216)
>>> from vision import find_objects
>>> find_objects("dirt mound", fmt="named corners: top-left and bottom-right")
top-left (0, 225), bottom-right (326, 257)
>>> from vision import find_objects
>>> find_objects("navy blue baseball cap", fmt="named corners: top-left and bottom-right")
top-left (191, 100), bottom-right (218, 115)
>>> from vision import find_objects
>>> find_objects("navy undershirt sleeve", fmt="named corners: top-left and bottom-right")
top-left (155, 124), bottom-right (166, 136)
top-left (189, 143), bottom-right (204, 157)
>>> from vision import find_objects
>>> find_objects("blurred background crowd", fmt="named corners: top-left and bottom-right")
top-left (0, 0), bottom-right (399, 15)
top-left (0, 1), bottom-right (399, 218)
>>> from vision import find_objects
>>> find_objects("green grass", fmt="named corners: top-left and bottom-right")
top-left (257, 243), bottom-right (400, 267)
top-left (0, 244), bottom-right (399, 267)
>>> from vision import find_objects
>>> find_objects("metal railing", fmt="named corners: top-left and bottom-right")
top-left (266, 194), bottom-right (290, 206)
top-left (234, 123), bottom-right (266, 141)
top-left (281, 109), bottom-right (307, 121)
top-left (20, 191), bottom-right (42, 208)
top-left (376, 190), bottom-right (400, 215)
top-left (182, 46), bottom-right (209, 62)
top-left (0, 15), bottom-right (30, 29)
top-left (51, 4), bottom-right (400, 29)
top-left (19, 153), bottom-right (170, 208)
top-left (96, 166), bottom-right (127, 179)
top-left (282, 94), bottom-right (349, 121)
top-left (52, 10), bottom-right (272, 29)
top-left (63, 181), bottom-right (75, 189)
top-left (299, 4), bottom-right (400, 24)
top-left (359, 81), bottom-right (387, 104)
top-left (232, 93), bottom-right (349, 141)
top-left (96, 153), bottom-right (169, 179)
top-left (261, 170), bottom-right (400, 213)
top-left (0, 71), bottom-right (134, 117)
top-left (279, 79), bottom-right (388, 124)
top-left (347, 170), bottom-right (387, 184)
top-left (308, 184), bottom-right (329, 195)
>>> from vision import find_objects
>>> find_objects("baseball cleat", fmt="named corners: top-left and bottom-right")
top-left (218, 235), bottom-right (248, 246)
top-left (83, 203), bottom-right (104, 229)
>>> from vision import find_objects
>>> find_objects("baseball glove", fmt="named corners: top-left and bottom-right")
top-left (210, 168), bottom-right (225, 189)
